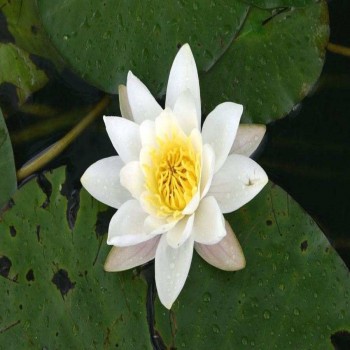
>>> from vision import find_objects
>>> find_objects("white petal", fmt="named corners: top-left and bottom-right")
top-left (155, 108), bottom-right (185, 139)
top-left (81, 156), bottom-right (130, 209)
top-left (118, 85), bottom-right (133, 121)
top-left (104, 236), bottom-right (160, 272)
top-left (192, 196), bottom-right (226, 245)
top-left (202, 102), bottom-right (243, 173)
top-left (120, 161), bottom-right (144, 199)
top-left (107, 200), bottom-right (150, 246)
top-left (231, 124), bottom-right (266, 157)
top-left (127, 71), bottom-right (162, 124)
top-left (166, 215), bottom-right (194, 248)
top-left (165, 44), bottom-right (201, 123)
top-left (208, 154), bottom-right (268, 213)
top-left (173, 89), bottom-right (199, 134)
top-left (182, 191), bottom-right (200, 215)
top-left (140, 119), bottom-right (156, 148)
top-left (144, 216), bottom-right (178, 235)
top-left (200, 144), bottom-right (215, 199)
top-left (195, 220), bottom-right (245, 271)
top-left (104, 116), bottom-right (141, 163)
top-left (155, 235), bottom-right (194, 309)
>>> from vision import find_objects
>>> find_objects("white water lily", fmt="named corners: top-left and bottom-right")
top-left (81, 44), bottom-right (268, 309)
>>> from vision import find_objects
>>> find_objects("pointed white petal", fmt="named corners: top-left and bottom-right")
top-left (127, 71), bottom-right (162, 124)
top-left (165, 44), bottom-right (201, 122)
top-left (155, 235), bottom-right (194, 309)
top-left (195, 221), bottom-right (245, 271)
top-left (144, 216), bottom-right (178, 235)
top-left (107, 200), bottom-right (150, 246)
top-left (231, 124), bottom-right (266, 157)
top-left (118, 84), bottom-right (133, 121)
top-left (208, 154), bottom-right (268, 213)
top-left (202, 102), bottom-right (243, 173)
top-left (81, 156), bottom-right (130, 209)
top-left (120, 161), bottom-right (144, 199)
top-left (166, 215), bottom-right (194, 248)
top-left (104, 116), bottom-right (141, 163)
top-left (104, 236), bottom-right (160, 272)
top-left (200, 144), bottom-right (215, 199)
top-left (192, 196), bottom-right (226, 244)
top-left (173, 89), bottom-right (199, 134)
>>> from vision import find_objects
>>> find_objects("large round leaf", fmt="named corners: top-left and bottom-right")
top-left (0, 108), bottom-right (16, 210)
top-left (154, 182), bottom-right (350, 348)
top-left (37, 0), bottom-right (249, 94)
top-left (201, 1), bottom-right (329, 123)
top-left (0, 168), bottom-right (151, 349)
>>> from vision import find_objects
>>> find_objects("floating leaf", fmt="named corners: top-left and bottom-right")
top-left (37, 0), bottom-right (249, 94)
top-left (201, 1), bottom-right (329, 123)
top-left (0, 43), bottom-right (48, 106)
top-left (0, 108), bottom-right (16, 210)
top-left (154, 182), bottom-right (350, 348)
top-left (1, 0), bottom-right (63, 66)
top-left (0, 168), bottom-right (151, 349)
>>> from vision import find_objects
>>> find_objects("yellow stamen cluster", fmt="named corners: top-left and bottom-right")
top-left (143, 125), bottom-right (200, 219)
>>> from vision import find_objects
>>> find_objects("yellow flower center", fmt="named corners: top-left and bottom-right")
top-left (143, 125), bottom-right (201, 219)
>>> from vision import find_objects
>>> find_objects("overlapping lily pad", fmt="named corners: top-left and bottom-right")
top-left (0, 168), bottom-right (151, 349)
top-left (0, 108), bottom-right (16, 209)
top-left (154, 182), bottom-right (350, 348)
top-left (1, 0), bottom-right (63, 65)
top-left (201, 1), bottom-right (329, 123)
top-left (0, 43), bottom-right (48, 106)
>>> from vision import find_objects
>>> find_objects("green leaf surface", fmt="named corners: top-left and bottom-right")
top-left (155, 182), bottom-right (350, 349)
top-left (0, 168), bottom-right (151, 349)
top-left (0, 108), bottom-right (16, 210)
top-left (201, 2), bottom-right (329, 123)
top-left (243, 0), bottom-right (315, 9)
top-left (37, 0), bottom-right (249, 94)
top-left (0, 43), bottom-right (48, 106)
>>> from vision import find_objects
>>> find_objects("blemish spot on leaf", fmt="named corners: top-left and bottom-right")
top-left (26, 269), bottom-right (35, 282)
top-left (30, 25), bottom-right (38, 35)
top-left (66, 189), bottom-right (80, 230)
top-left (9, 225), bottom-right (16, 237)
top-left (300, 240), bottom-right (308, 252)
top-left (51, 269), bottom-right (75, 298)
top-left (331, 330), bottom-right (350, 349)
top-left (36, 174), bottom-right (52, 208)
top-left (266, 220), bottom-right (272, 226)
top-left (36, 225), bottom-right (41, 242)
top-left (0, 256), bottom-right (12, 278)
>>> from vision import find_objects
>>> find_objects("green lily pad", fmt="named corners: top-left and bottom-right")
top-left (36, 0), bottom-right (249, 94)
top-left (1, 0), bottom-right (63, 66)
top-left (154, 182), bottom-right (350, 348)
top-left (201, 1), bottom-right (329, 123)
top-left (243, 0), bottom-right (315, 9)
top-left (0, 43), bottom-right (48, 106)
top-left (0, 168), bottom-right (151, 349)
top-left (0, 108), bottom-right (16, 210)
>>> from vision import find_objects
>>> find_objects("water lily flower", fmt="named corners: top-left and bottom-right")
top-left (81, 44), bottom-right (268, 309)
